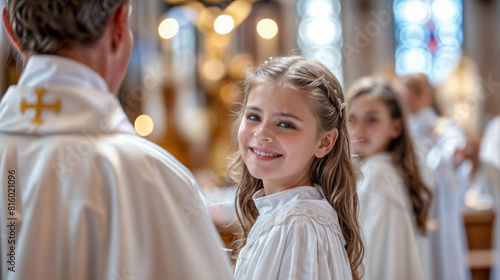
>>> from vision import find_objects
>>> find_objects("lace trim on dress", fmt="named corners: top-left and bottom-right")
top-left (247, 205), bottom-right (343, 244)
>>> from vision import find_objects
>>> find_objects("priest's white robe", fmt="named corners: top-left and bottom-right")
top-left (0, 55), bottom-right (233, 280)
top-left (358, 153), bottom-right (424, 280)
top-left (234, 186), bottom-right (352, 280)
top-left (408, 107), bottom-right (471, 280)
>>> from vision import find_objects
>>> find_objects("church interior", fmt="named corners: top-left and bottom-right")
top-left (0, 0), bottom-right (498, 279)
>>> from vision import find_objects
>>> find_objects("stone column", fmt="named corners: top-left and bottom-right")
top-left (463, 0), bottom-right (500, 117)
top-left (341, 0), bottom-right (396, 88)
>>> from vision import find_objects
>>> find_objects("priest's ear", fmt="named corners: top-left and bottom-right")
top-left (2, 8), bottom-right (25, 57)
top-left (110, 4), bottom-right (130, 52)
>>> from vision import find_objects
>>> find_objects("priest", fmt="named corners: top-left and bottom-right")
top-left (0, 1), bottom-right (233, 279)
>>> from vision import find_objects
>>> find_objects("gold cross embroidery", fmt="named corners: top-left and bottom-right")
top-left (20, 88), bottom-right (61, 124)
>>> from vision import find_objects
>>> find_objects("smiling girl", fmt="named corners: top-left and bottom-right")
top-left (228, 56), bottom-right (364, 280)
top-left (346, 77), bottom-right (432, 280)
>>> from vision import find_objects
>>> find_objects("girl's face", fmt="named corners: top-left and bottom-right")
top-left (347, 93), bottom-right (402, 158)
top-left (238, 84), bottom-right (330, 193)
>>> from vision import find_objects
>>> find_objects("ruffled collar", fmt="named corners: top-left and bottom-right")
top-left (253, 185), bottom-right (325, 216)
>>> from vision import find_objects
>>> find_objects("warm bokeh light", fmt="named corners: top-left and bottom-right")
top-left (202, 59), bottom-right (226, 81)
top-left (257, 18), bottom-right (278, 39)
top-left (214, 15), bottom-right (235, 35)
top-left (220, 83), bottom-right (236, 104)
top-left (158, 18), bottom-right (179, 39)
top-left (229, 53), bottom-right (254, 79)
top-left (224, 0), bottom-right (252, 26)
top-left (134, 115), bottom-right (154, 137)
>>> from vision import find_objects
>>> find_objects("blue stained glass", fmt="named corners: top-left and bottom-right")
top-left (398, 24), bottom-right (430, 48)
top-left (435, 23), bottom-right (463, 47)
top-left (394, 0), bottom-right (462, 83)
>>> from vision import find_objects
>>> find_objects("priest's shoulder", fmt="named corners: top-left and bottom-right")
top-left (92, 134), bottom-right (196, 187)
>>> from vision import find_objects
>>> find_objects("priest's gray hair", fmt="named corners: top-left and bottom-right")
top-left (5, 0), bottom-right (129, 55)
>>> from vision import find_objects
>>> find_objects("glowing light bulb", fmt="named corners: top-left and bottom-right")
top-left (214, 15), bottom-right (235, 35)
top-left (257, 19), bottom-right (278, 39)
top-left (158, 18), bottom-right (179, 39)
top-left (134, 115), bottom-right (154, 137)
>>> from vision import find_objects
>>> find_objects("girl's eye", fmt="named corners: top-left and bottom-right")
top-left (367, 117), bottom-right (378, 124)
top-left (247, 114), bottom-right (260, 121)
top-left (278, 122), bottom-right (295, 129)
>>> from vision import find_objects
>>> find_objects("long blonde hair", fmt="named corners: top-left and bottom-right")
top-left (227, 56), bottom-right (364, 279)
top-left (346, 77), bottom-right (433, 234)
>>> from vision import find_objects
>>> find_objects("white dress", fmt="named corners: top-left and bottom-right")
top-left (358, 153), bottom-right (424, 280)
top-left (0, 55), bottom-right (233, 280)
top-left (234, 186), bottom-right (352, 280)
top-left (409, 107), bottom-right (471, 280)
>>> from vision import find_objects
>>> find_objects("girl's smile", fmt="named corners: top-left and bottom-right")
top-left (249, 147), bottom-right (283, 160)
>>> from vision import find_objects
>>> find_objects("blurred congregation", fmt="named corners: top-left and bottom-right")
top-left (0, 0), bottom-right (498, 279)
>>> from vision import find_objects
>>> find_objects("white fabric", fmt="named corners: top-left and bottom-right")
top-left (480, 116), bottom-right (500, 170)
top-left (409, 107), bottom-right (440, 145)
top-left (408, 107), bottom-right (471, 280)
top-left (0, 55), bottom-right (233, 280)
top-left (476, 116), bottom-right (500, 280)
top-left (358, 153), bottom-right (424, 280)
top-left (234, 186), bottom-right (352, 280)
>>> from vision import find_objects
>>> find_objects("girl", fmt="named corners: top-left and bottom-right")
top-left (228, 56), bottom-right (364, 280)
top-left (346, 77), bottom-right (432, 280)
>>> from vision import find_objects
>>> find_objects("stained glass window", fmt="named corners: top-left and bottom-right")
top-left (394, 0), bottom-right (463, 83)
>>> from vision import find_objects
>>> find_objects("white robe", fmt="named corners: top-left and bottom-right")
top-left (358, 153), bottom-right (424, 280)
top-left (0, 55), bottom-right (233, 280)
top-left (234, 186), bottom-right (352, 280)
top-left (479, 116), bottom-right (500, 171)
top-left (475, 116), bottom-right (500, 280)
top-left (409, 107), bottom-right (471, 280)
